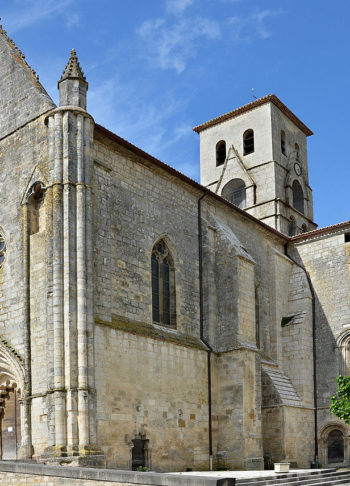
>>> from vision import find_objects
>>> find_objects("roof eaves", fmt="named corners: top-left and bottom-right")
top-left (193, 94), bottom-right (313, 137)
top-left (291, 220), bottom-right (350, 242)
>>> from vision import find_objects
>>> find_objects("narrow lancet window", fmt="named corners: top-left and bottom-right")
top-left (292, 180), bottom-right (304, 214)
top-left (216, 140), bottom-right (226, 166)
top-left (243, 129), bottom-right (254, 155)
top-left (151, 240), bottom-right (176, 327)
top-left (281, 130), bottom-right (286, 155)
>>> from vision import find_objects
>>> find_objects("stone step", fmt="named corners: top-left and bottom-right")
top-left (236, 469), bottom-right (337, 484)
top-left (236, 470), bottom-right (350, 486)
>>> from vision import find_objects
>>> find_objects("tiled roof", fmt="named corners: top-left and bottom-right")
top-left (291, 220), bottom-right (350, 242)
top-left (94, 124), bottom-right (289, 241)
top-left (193, 94), bottom-right (313, 136)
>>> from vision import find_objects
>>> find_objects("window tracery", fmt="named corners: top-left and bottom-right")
top-left (151, 240), bottom-right (176, 327)
top-left (338, 333), bottom-right (350, 375)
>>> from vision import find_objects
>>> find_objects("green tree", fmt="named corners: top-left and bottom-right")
top-left (330, 375), bottom-right (350, 424)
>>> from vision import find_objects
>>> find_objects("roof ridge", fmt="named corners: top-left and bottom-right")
top-left (193, 93), bottom-right (313, 136)
top-left (0, 20), bottom-right (41, 82)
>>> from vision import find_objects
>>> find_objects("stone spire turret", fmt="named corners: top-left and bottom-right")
top-left (58, 49), bottom-right (88, 109)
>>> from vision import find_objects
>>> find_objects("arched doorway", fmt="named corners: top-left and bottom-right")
top-left (0, 383), bottom-right (21, 459)
top-left (0, 338), bottom-right (26, 459)
top-left (328, 429), bottom-right (344, 463)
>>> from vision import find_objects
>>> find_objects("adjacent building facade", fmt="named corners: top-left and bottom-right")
top-left (0, 26), bottom-right (349, 471)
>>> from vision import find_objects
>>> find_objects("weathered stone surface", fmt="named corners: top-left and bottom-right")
top-left (0, 21), bottom-right (349, 476)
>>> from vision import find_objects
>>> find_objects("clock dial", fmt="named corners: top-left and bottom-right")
top-left (294, 162), bottom-right (302, 176)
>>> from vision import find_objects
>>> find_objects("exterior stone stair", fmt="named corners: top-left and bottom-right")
top-left (235, 468), bottom-right (350, 486)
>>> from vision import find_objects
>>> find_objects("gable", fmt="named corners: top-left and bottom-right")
top-left (0, 27), bottom-right (55, 139)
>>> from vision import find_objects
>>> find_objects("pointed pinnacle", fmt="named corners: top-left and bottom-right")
top-left (59, 48), bottom-right (87, 83)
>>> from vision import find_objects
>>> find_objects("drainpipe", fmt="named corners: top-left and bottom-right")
top-left (198, 191), bottom-right (213, 471)
top-left (284, 242), bottom-right (318, 466)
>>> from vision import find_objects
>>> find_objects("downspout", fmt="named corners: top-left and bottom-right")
top-left (284, 242), bottom-right (318, 466)
top-left (198, 191), bottom-right (213, 471)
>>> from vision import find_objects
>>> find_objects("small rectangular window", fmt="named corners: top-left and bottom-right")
top-left (345, 233), bottom-right (350, 243)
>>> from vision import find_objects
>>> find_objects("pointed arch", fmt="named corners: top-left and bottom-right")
top-left (151, 239), bottom-right (176, 327)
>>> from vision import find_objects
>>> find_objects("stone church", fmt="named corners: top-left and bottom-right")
top-left (0, 24), bottom-right (349, 472)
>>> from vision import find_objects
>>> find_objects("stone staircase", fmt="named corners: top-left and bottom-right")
top-left (235, 469), bottom-right (350, 486)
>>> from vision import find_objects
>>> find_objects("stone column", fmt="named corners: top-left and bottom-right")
top-left (51, 111), bottom-right (66, 453)
top-left (63, 111), bottom-right (79, 455)
top-left (76, 113), bottom-right (89, 451)
top-left (19, 203), bottom-right (33, 459)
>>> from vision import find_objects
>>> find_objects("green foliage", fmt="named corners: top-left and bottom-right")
top-left (330, 375), bottom-right (350, 424)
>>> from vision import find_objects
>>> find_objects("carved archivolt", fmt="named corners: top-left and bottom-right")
top-left (0, 336), bottom-right (25, 393)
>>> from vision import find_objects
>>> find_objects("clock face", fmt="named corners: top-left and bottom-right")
top-left (294, 162), bottom-right (302, 176)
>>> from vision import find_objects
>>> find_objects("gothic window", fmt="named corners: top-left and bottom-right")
top-left (281, 130), bottom-right (286, 156)
top-left (292, 180), bottom-right (304, 214)
top-left (151, 240), bottom-right (176, 327)
top-left (0, 233), bottom-right (6, 268)
top-left (221, 179), bottom-right (246, 209)
top-left (216, 140), bottom-right (226, 166)
top-left (338, 333), bottom-right (350, 375)
top-left (27, 182), bottom-right (46, 235)
top-left (243, 129), bottom-right (254, 155)
top-left (295, 143), bottom-right (300, 160)
top-left (327, 430), bottom-right (344, 463)
top-left (301, 224), bottom-right (308, 233)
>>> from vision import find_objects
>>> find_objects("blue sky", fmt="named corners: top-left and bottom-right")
top-left (2, 0), bottom-right (349, 228)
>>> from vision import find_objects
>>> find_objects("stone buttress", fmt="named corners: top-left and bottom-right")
top-left (44, 50), bottom-right (101, 461)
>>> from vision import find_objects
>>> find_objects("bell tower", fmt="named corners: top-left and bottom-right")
top-left (194, 95), bottom-right (317, 235)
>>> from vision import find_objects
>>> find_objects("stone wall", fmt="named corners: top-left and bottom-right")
top-left (293, 229), bottom-right (350, 465)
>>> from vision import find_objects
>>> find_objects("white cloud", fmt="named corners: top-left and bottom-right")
top-left (88, 75), bottom-right (190, 159)
top-left (228, 9), bottom-right (283, 42)
top-left (137, 16), bottom-right (221, 73)
top-left (2, 0), bottom-right (74, 33)
top-left (165, 0), bottom-right (194, 15)
top-left (252, 10), bottom-right (282, 40)
top-left (65, 13), bottom-right (80, 30)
